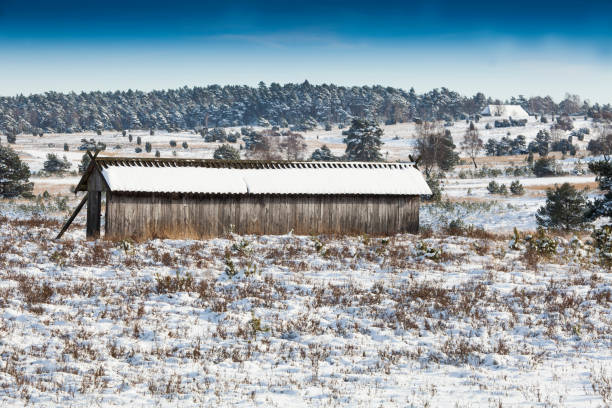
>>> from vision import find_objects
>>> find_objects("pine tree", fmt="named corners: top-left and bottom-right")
top-left (128, 134), bottom-right (133, 143)
top-left (145, 142), bottom-right (152, 153)
top-left (536, 183), bottom-right (588, 230)
top-left (535, 130), bottom-right (551, 157)
top-left (533, 157), bottom-right (556, 177)
top-left (586, 125), bottom-right (612, 160)
top-left (78, 154), bottom-right (91, 173)
top-left (310, 145), bottom-right (337, 161)
top-left (182, 141), bottom-right (188, 149)
top-left (424, 173), bottom-right (443, 202)
top-left (43, 153), bottom-right (71, 173)
top-left (155, 150), bottom-right (161, 157)
top-left (585, 160), bottom-right (612, 224)
top-left (343, 118), bottom-right (383, 162)
top-left (510, 180), bottom-right (525, 196)
top-left (487, 180), bottom-right (500, 194)
top-left (415, 121), bottom-right (459, 176)
top-left (136, 136), bottom-right (142, 145)
top-left (63, 143), bottom-right (69, 152)
top-left (0, 145), bottom-right (33, 197)
top-left (213, 144), bottom-right (241, 160)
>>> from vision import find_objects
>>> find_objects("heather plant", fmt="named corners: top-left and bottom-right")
top-left (155, 271), bottom-right (194, 294)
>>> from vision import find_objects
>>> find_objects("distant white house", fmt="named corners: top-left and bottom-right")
top-left (480, 104), bottom-right (530, 119)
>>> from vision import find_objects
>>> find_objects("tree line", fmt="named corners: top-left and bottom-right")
top-left (1, 82), bottom-right (611, 135)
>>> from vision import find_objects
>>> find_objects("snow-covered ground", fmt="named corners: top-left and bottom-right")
top-left (0, 212), bottom-right (610, 407)
top-left (1, 115), bottom-right (610, 406)
top-left (3, 114), bottom-right (599, 173)
top-left (3, 114), bottom-right (602, 201)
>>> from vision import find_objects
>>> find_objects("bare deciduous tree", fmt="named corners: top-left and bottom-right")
top-left (280, 132), bottom-right (307, 160)
top-left (246, 135), bottom-right (283, 160)
top-left (493, 105), bottom-right (506, 117)
top-left (460, 121), bottom-right (483, 168)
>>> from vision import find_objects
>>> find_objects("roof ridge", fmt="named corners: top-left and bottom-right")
top-left (91, 156), bottom-right (415, 170)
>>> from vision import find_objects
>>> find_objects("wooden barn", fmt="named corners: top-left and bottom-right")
top-left (60, 156), bottom-right (431, 240)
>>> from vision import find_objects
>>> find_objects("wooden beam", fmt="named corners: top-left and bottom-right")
top-left (86, 191), bottom-right (102, 239)
top-left (55, 193), bottom-right (88, 240)
top-left (74, 150), bottom-right (101, 192)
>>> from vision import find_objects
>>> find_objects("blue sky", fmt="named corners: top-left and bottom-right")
top-left (0, 0), bottom-right (611, 102)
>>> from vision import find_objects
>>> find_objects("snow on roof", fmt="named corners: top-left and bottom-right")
top-left (480, 105), bottom-right (529, 118)
top-left (100, 163), bottom-right (432, 195)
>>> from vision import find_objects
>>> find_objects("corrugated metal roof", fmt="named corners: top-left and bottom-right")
top-left (97, 160), bottom-right (431, 195)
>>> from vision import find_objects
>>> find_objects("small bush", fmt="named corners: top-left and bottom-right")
top-left (525, 229), bottom-right (558, 259)
top-left (414, 241), bottom-right (442, 261)
top-left (43, 154), bottom-right (71, 173)
top-left (592, 226), bottom-right (612, 267)
top-left (224, 249), bottom-right (238, 277)
top-left (227, 132), bottom-right (239, 143)
top-left (213, 144), bottom-right (240, 160)
top-left (445, 218), bottom-right (466, 235)
top-left (424, 173), bottom-right (443, 202)
top-left (155, 271), bottom-right (194, 294)
top-left (19, 280), bottom-right (54, 304)
top-left (169, 140), bottom-right (177, 147)
top-left (510, 180), bottom-right (524, 196)
top-left (487, 180), bottom-right (507, 195)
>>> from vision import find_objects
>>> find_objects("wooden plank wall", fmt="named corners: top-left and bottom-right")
top-left (105, 193), bottom-right (420, 240)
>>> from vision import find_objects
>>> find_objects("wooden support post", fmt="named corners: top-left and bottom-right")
top-left (86, 190), bottom-right (102, 239)
top-left (55, 193), bottom-right (88, 240)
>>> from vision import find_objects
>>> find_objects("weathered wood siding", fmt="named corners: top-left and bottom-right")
top-left (105, 193), bottom-right (420, 240)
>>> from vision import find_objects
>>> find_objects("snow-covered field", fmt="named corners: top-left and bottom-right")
top-left (2, 114), bottom-right (602, 200)
top-left (2, 114), bottom-right (598, 173)
top-left (1, 115), bottom-right (611, 407)
top-left (0, 213), bottom-right (610, 407)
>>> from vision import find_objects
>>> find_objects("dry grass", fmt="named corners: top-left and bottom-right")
top-left (524, 181), bottom-right (598, 192)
